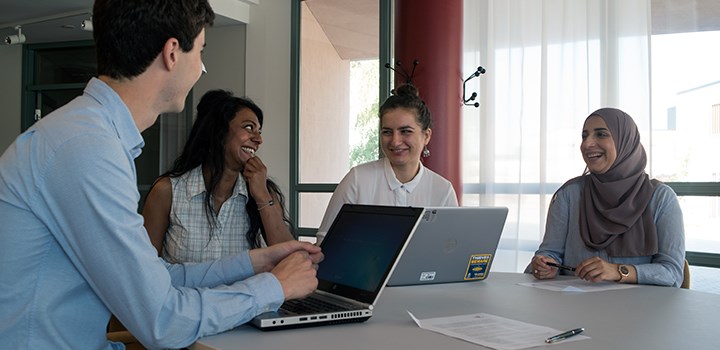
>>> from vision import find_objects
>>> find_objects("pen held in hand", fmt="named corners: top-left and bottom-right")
top-left (546, 261), bottom-right (576, 272)
top-left (546, 327), bottom-right (584, 343)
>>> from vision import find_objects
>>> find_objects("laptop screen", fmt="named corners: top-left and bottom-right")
top-left (317, 204), bottom-right (423, 304)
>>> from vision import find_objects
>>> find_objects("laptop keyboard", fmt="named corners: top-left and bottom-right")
top-left (280, 294), bottom-right (354, 315)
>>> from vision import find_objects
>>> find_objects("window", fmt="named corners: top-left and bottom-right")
top-left (462, 0), bottom-right (720, 271)
top-left (291, 0), bottom-right (720, 269)
top-left (651, 29), bottom-right (720, 261)
top-left (292, 0), bottom-right (387, 238)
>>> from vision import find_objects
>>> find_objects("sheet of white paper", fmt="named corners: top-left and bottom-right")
top-left (518, 278), bottom-right (639, 292)
top-left (407, 311), bottom-right (589, 350)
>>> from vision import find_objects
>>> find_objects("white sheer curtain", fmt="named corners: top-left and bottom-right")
top-left (462, 0), bottom-right (652, 272)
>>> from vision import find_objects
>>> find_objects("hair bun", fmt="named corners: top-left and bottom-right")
top-left (394, 84), bottom-right (419, 97)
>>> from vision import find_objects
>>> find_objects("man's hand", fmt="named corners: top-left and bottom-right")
top-left (249, 240), bottom-right (323, 274)
top-left (249, 241), bottom-right (323, 300)
top-left (272, 251), bottom-right (320, 300)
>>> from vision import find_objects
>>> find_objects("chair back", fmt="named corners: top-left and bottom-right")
top-left (681, 259), bottom-right (690, 289)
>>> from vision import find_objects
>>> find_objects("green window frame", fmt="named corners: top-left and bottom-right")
top-left (289, 0), bottom-right (393, 238)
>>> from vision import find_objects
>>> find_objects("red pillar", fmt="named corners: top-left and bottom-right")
top-left (394, 0), bottom-right (463, 202)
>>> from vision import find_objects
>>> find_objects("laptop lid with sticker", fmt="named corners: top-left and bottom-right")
top-left (387, 206), bottom-right (508, 286)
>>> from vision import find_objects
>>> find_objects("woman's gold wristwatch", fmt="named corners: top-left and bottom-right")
top-left (617, 264), bottom-right (630, 282)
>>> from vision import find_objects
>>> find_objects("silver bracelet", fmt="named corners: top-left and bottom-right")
top-left (258, 199), bottom-right (275, 211)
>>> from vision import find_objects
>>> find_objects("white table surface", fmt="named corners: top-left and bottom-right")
top-left (191, 272), bottom-right (720, 350)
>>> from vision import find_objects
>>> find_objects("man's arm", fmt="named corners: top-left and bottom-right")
top-left (40, 135), bottom-right (311, 348)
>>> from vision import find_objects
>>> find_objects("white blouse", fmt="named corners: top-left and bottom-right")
top-left (316, 158), bottom-right (458, 243)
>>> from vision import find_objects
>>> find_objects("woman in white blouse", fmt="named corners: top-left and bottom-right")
top-left (316, 84), bottom-right (458, 243)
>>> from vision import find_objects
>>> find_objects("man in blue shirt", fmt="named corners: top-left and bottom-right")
top-left (0, 1), bottom-right (322, 349)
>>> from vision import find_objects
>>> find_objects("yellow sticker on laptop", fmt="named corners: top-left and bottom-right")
top-left (465, 254), bottom-right (492, 280)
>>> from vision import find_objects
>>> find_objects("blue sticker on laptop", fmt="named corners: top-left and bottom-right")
top-left (465, 254), bottom-right (492, 280)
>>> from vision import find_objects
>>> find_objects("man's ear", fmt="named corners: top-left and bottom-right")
top-left (161, 38), bottom-right (180, 71)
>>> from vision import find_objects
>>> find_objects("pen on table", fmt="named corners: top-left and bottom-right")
top-left (546, 261), bottom-right (576, 272)
top-left (545, 327), bottom-right (584, 343)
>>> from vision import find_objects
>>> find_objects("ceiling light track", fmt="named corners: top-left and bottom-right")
top-left (0, 9), bottom-right (91, 32)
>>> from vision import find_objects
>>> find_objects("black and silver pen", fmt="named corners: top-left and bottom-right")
top-left (545, 327), bottom-right (584, 343)
top-left (546, 261), bottom-right (576, 272)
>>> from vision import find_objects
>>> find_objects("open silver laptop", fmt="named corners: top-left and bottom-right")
top-left (251, 204), bottom-right (424, 330)
top-left (387, 206), bottom-right (508, 286)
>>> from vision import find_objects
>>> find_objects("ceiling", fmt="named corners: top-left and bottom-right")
top-left (7, 1), bottom-right (717, 59)
top-left (0, 0), bottom-right (378, 61)
top-left (304, 0), bottom-right (378, 60)
top-left (0, 0), bottom-right (251, 45)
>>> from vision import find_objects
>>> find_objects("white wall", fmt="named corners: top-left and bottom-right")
top-left (245, 0), bottom-right (293, 194)
top-left (298, 2), bottom-right (351, 228)
top-left (0, 45), bottom-right (22, 153)
top-left (299, 2), bottom-right (350, 183)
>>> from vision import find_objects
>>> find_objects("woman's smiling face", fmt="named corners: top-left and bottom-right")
top-left (581, 115), bottom-right (617, 174)
top-left (380, 107), bottom-right (431, 170)
top-left (225, 107), bottom-right (263, 169)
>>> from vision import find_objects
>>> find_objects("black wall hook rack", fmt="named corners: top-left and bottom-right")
top-left (463, 66), bottom-right (486, 107)
top-left (385, 59), bottom-right (419, 88)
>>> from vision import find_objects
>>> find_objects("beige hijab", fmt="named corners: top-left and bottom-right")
top-left (579, 108), bottom-right (659, 257)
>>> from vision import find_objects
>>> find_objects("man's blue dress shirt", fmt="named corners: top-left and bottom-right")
top-left (0, 78), bottom-right (284, 349)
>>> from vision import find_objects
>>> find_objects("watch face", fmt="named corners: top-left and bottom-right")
top-left (619, 265), bottom-right (629, 275)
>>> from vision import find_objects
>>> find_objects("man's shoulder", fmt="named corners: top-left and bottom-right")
top-left (34, 95), bottom-right (113, 146)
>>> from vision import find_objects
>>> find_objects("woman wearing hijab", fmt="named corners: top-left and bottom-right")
top-left (528, 108), bottom-right (685, 286)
